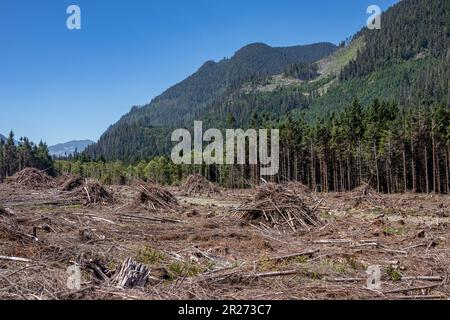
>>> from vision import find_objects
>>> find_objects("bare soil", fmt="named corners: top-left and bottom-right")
top-left (0, 181), bottom-right (448, 300)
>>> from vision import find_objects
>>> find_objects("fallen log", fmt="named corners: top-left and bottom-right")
top-left (401, 276), bottom-right (444, 281)
top-left (390, 295), bottom-right (446, 300)
top-left (120, 214), bottom-right (185, 224)
top-left (383, 282), bottom-right (444, 294)
top-left (244, 270), bottom-right (298, 279)
top-left (0, 255), bottom-right (31, 263)
top-left (267, 249), bottom-right (319, 262)
top-left (329, 277), bottom-right (364, 282)
top-left (313, 239), bottom-right (353, 244)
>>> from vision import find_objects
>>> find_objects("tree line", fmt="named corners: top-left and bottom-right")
top-left (0, 132), bottom-right (54, 181)
top-left (56, 99), bottom-right (449, 194)
top-left (277, 100), bottom-right (449, 194)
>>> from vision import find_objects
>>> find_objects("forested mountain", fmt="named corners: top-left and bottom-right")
top-left (340, 0), bottom-right (448, 80)
top-left (85, 43), bottom-right (337, 160)
top-left (86, 0), bottom-right (448, 162)
top-left (113, 42), bottom-right (336, 128)
top-left (308, 0), bottom-right (449, 118)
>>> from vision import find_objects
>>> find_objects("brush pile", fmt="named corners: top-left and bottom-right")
top-left (70, 180), bottom-right (114, 206)
top-left (59, 174), bottom-right (83, 192)
top-left (0, 211), bottom-right (37, 243)
top-left (285, 182), bottom-right (312, 195)
top-left (56, 173), bottom-right (73, 185)
top-left (237, 183), bottom-right (322, 232)
top-left (284, 181), bottom-right (316, 203)
top-left (8, 168), bottom-right (55, 189)
top-left (135, 184), bottom-right (181, 212)
top-left (351, 183), bottom-right (386, 207)
top-left (181, 174), bottom-right (221, 196)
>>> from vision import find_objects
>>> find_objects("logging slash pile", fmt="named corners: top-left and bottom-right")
top-left (351, 183), bottom-right (386, 208)
top-left (181, 174), bottom-right (221, 196)
top-left (285, 182), bottom-right (312, 195)
top-left (8, 168), bottom-right (55, 189)
top-left (0, 209), bottom-right (37, 243)
top-left (135, 184), bottom-right (181, 212)
top-left (237, 183), bottom-right (323, 232)
top-left (70, 180), bottom-right (115, 206)
top-left (284, 181), bottom-right (315, 203)
top-left (59, 174), bottom-right (83, 192)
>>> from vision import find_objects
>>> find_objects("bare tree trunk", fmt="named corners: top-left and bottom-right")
top-left (425, 145), bottom-right (430, 194)
top-left (318, 159), bottom-right (322, 192)
top-left (333, 153), bottom-right (338, 192)
top-left (373, 140), bottom-right (380, 192)
top-left (388, 138), bottom-right (393, 193)
top-left (347, 156), bottom-right (351, 191)
top-left (294, 152), bottom-right (298, 182)
top-left (446, 142), bottom-right (449, 194)
top-left (358, 139), bottom-right (362, 185)
top-left (385, 159), bottom-right (390, 194)
top-left (411, 135), bottom-right (416, 192)
top-left (310, 140), bottom-right (315, 191)
top-left (431, 126), bottom-right (440, 193)
top-left (403, 143), bottom-right (407, 193)
top-left (324, 156), bottom-right (329, 192)
top-left (287, 147), bottom-right (291, 181)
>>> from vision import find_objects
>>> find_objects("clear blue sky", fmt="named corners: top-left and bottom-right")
top-left (0, 0), bottom-right (398, 145)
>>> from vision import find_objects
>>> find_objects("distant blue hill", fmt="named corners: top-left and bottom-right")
top-left (49, 140), bottom-right (95, 157)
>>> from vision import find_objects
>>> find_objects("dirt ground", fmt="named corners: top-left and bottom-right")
top-left (0, 181), bottom-right (449, 300)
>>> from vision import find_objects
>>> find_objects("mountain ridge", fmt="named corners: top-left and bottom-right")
top-left (49, 140), bottom-right (94, 157)
top-left (86, 42), bottom-right (337, 160)
top-left (86, 0), bottom-right (449, 162)
top-left (125, 41), bottom-right (337, 127)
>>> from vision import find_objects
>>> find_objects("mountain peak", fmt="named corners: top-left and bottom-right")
top-left (199, 60), bottom-right (217, 70)
top-left (85, 0), bottom-right (447, 161)
top-left (237, 42), bottom-right (272, 51)
top-left (85, 41), bottom-right (338, 160)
